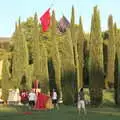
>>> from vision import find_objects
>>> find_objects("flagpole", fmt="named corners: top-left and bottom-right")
top-left (50, 3), bottom-right (54, 9)
top-left (50, 0), bottom-right (55, 9)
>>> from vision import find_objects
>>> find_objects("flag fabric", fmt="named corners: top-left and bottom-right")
top-left (57, 16), bottom-right (70, 33)
top-left (40, 8), bottom-right (50, 32)
top-left (34, 92), bottom-right (49, 110)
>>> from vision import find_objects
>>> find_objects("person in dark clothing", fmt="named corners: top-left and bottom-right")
top-left (77, 88), bottom-right (86, 114)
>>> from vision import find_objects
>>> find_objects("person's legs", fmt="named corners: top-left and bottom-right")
top-left (31, 101), bottom-right (35, 109)
top-left (77, 101), bottom-right (81, 114)
top-left (56, 103), bottom-right (59, 110)
top-left (29, 101), bottom-right (33, 110)
top-left (52, 100), bottom-right (56, 109)
top-left (53, 100), bottom-right (59, 110)
top-left (29, 101), bottom-right (32, 110)
top-left (81, 100), bottom-right (86, 115)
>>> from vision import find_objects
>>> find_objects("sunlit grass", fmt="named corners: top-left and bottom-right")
top-left (0, 105), bottom-right (120, 120)
top-left (0, 90), bottom-right (120, 120)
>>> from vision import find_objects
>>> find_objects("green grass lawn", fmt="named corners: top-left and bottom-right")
top-left (0, 105), bottom-right (120, 120)
top-left (0, 89), bottom-right (120, 120)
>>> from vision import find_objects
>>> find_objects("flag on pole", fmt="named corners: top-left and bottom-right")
top-left (57, 16), bottom-right (70, 33)
top-left (40, 8), bottom-right (50, 32)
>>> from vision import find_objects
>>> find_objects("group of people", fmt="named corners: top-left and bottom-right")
top-left (27, 88), bottom-right (59, 110)
top-left (25, 88), bottom-right (86, 114)
top-left (7, 87), bottom-right (86, 114)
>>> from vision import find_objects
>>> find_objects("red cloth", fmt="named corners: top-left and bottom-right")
top-left (40, 8), bottom-right (50, 32)
top-left (34, 92), bottom-right (49, 110)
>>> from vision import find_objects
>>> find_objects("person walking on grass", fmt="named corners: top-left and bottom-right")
top-left (52, 89), bottom-right (59, 110)
top-left (77, 88), bottom-right (86, 115)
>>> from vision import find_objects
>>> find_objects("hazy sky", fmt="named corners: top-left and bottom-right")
top-left (0, 0), bottom-right (120, 37)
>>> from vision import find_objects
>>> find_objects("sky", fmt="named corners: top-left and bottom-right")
top-left (0, 0), bottom-right (120, 37)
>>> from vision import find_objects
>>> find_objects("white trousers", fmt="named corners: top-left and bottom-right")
top-left (77, 100), bottom-right (85, 110)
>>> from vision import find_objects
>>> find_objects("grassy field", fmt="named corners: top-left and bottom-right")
top-left (0, 89), bottom-right (120, 120)
top-left (0, 105), bottom-right (120, 120)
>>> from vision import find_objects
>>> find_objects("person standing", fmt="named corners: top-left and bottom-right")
top-left (77, 88), bottom-right (86, 114)
top-left (52, 89), bottom-right (59, 110)
top-left (28, 90), bottom-right (36, 110)
top-left (20, 89), bottom-right (28, 105)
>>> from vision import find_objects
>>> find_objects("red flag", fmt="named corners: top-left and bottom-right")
top-left (40, 8), bottom-right (50, 32)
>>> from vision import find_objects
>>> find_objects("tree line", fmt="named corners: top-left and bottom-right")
top-left (1, 6), bottom-right (120, 106)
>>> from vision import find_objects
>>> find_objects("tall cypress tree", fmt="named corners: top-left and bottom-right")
top-left (114, 23), bottom-right (120, 105)
top-left (1, 56), bottom-right (11, 102)
top-left (26, 65), bottom-right (33, 90)
top-left (105, 15), bottom-right (115, 88)
top-left (12, 23), bottom-right (20, 87)
top-left (51, 11), bottom-right (62, 99)
top-left (77, 16), bottom-right (84, 89)
top-left (117, 30), bottom-right (120, 105)
top-left (39, 43), bottom-right (49, 94)
top-left (61, 29), bottom-right (76, 105)
top-left (18, 18), bottom-right (29, 89)
top-left (70, 6), bottom-right (75, 46)
top-left (70, 6), bottom-right (79, 96)
top-left (89, 6), bottom-right (104, 106)
top-left (12, 18), bottom-right (29, 89)
top-left (32, 13), bottom-right (41, 82)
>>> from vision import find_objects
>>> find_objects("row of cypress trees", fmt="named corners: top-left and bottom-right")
top-left (1, 6), bottom-right (120, 106)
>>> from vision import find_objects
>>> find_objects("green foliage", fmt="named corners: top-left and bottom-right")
top-left (39, 44), bottom-right (49, 94)
top-left (1, 57), bottom-right (11, 102)
top-left (32, 13), bottom-right (41, 81)
top-left (70, 6), bottom-right (75, 46)
top-left (26, 65), bottom-right (33, 90)
top-left (106, 15), bottom-right (115, 87)
top-left (77, 16), bottom-right (84, 89)
top-left (12, 23), bottom-right (20, 87)
top-left (61, 29), bottom-right (76, 105)
top-left (21, 17), bottom-right (35, 63)
top-left (20, 65), bottom-right (33, 90)
top-left (89, 6), bottom-right (104, 106)
top-left (114, 24), bottom-right (120, 105)
top-left (21, 17), bottom-right (34, 42)
top-left (12, 18), bottom-right (29, 88)
top-left (3, 6), bottom-right (120, 107)
top-left (51, 11), bottom-right (62, 98)
top-left (90, 88), bottom-right (103, 106)
top-left (70, 6), bottom-right (78, 102)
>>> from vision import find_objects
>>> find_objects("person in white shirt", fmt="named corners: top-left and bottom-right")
top-left (77, 88), bottom-right (86, 114)
top-left (28, 90), bottom-right (36, 109)
top-left (52, 89), bottom-right (59, 110)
